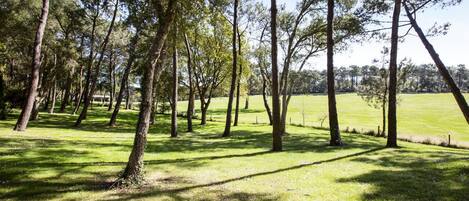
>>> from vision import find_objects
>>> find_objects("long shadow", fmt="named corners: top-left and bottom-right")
top-left (337, 148), bottom-right (469, 200)
top-left (113, 147), bottom-right (385, 200)
top-left (2, 150), bottom-right (273, 168)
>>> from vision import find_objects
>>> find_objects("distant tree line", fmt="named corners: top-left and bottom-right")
top-left (248, 64), bottom-right (468, 95)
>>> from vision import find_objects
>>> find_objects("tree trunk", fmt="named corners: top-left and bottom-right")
top-left (171, 35), bottom-right (178, 138)
top-left (150, 75), bottom-right (158, 125)
top-left (72, 65), bottom-right (84, 115)
top-left (60, 66), bottom-right (73, 113)
top-left (222, 0), bottom-right (239, 137)
top-left (118, 1), bottom-right (176, 185)
top-left (382, 101), bottom-right (386, 136)
top-left (30, 100), bottom-right (39, 121)
top-left (0, 73), bottom-right (7, 120)
top-left (262, 79), bottom-right (273, 125)
top-left (44, 88), bottom-right (51, 111)
top-left (201, 106), bottom-right (207, 125)
top-left (234, 31), bottom-right (242, 126)
top-left (271, 0), bottom-right (282, 151)
top-left (326, 0), bottom-right (343, 146)
top-left (403, 3), bottom-right (469, 124)
top-left (126, 81), bottom-right (131, 110)
top-left (244, 96), bottom-right (249, 110)
top-left (75, 0), bottom-right (118, 127)
top-left (49, 79), bottom-right (57, 114)
top-left (14, 0), bottom-right (49, 131)
top-left (109, 33), bottom-right (139, 126)
top-left (108, 49), bottom-right (115, 111)
top-left (386, 0), bottom-right (401, 148)
top-left (75, 5), bottom-right (99, 119)
top-left (183, 34), bottom-right (194, 132)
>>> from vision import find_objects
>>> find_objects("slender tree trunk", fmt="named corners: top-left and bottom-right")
top-left (118, 1), bottom-right (176, 184)
top-left (0, 73), bottom-right (7, 120)
top-left (386, 0), bottom-right (401, 148)
top-left (14, 0), bottom-right (49, 131)
top-left (271, 0), bottom-right (282, 151)
top-left (403, 3), bottom-right (469, 124)
top-left (222, 0), bottom-right (239, 137)
top-left (183, 34), bottom-right (194, 132)
top-left (44, 88), bottom-right (51, 111)
top-left (150, 71), bottom-right (159, 125)
top-left (109, 36), bottom-right (138, 126)
top-left (60, 67), bottom-right (73, 113)
top-left (126, 81), bottom-right (131, 110)
top-left (382, 102), bottom-right (386, 136)
top-left (382, 78), bottom-right (388, 136)
top-left (262, 79), bottom-right (273, 125)
top-left (73, 65), bottom-right (84, 115)
top-left (244, 96), bottom-right (249, 109)
top-left (201, 106), bottom-right (207, 125)
top-left (171, 36), bottom-right (178, 138)
top-left (234, 31), bottom-right (242, 126)
top-left (78, 7), bottom-right (100, 119)
top-left (75, 0), bottom-right (118, 126)
top-left (49, 79), bottom-right (57, 114)
top-left (326, 0), bottom-right (343, 146)
top-left (108, 49), bottom-right (115, 111)
top-left (30, 100), bottom-right (39, 121)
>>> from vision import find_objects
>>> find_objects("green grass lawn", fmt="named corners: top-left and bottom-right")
top-left (179, 93), bottom-right (469, 143)
top-left (0, 108), bottom-right (468, 200)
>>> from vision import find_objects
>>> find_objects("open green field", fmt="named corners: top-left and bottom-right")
top-left (180, 93), bottom-right (469, 143)
top-left (1, 108), bottom-right (468, 200)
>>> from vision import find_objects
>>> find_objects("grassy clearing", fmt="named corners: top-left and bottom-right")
top-left (0, 108), bottom-right (468, 200)
top-left (179, 93), bottom-right (469, 143)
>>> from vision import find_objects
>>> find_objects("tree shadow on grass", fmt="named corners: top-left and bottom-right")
top-left (337, 148), bottom-right (469, 201)
top-left (106, 147), bottom-right (385, 200)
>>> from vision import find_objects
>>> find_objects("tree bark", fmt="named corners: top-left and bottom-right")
top-left (14, 0), bottom-right (49, 131)
top-left (75, 0), bottom-right (118, 127)
top-left (234, 31), bottom-right (242, 126)
top-left (222, 0), bottom-right (239, 137)
top-left (403, 2), bottom-right (469, 124)
top-left (271, 0), bottom-right (282, 151)
top-left (171, 34), bottom-right (178, 138)
top-left (201, 106), bottom-right (208, 125)
top-left (73, 64), bottom-right (84, 115)
top-left (60, 59), bottom-right (74, 113)
top-left (126, 81), bottom-right (131, 110)
top-left (386, 0), bottom-right (401, 148)
top-left (109, 33), bottom-right (139, 126)
top-left (244, 96), bottom-right (249, 109)
top-left (183, 34), bottom-right (194, 132)
top-left (107, 49), bottom-right (115, 111)
top-left (327, 0), bottom-right (343, 146)
top-left (77, 5), bottom-right (100, 119)
top-left (49, 80), bottom-right (57, 114)
top-left (262, 79), bottom-right (273, 125)
top-left (118, 1), bottom-right (176, 184)
top-left (44, 87), bottom-right (51, 111)
top-left (0, 72), bottom-right (6, 120)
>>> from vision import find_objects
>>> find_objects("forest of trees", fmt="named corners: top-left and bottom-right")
top-left (0, 0), bottom-right (468, 186)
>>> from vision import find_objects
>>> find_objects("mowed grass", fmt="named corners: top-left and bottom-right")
top-left (0, 108), bottom-right (468, 200)
top-left (180, 93), bottom-right (469, 143)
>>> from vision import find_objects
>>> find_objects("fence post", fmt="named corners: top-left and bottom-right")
top-left (448, 134), bottom-right (451, 146)
top-left (378, 126), bottom-right (380, 136)
top-left (302, 113), bottom-right (305, 126)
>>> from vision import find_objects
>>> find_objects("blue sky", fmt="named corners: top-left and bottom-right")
top-left (259, 0), bottom-right (469, 69)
